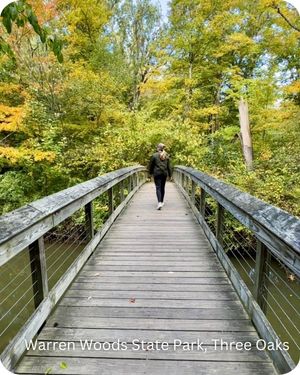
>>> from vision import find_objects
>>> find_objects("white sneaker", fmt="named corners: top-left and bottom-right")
top-left (157, 202), bottom-right (162, 210)
top-left (161, 202), bottom-right (165, 207)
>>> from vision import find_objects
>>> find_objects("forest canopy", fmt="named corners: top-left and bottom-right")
top-left (0, 0), bottom-right (299, 216)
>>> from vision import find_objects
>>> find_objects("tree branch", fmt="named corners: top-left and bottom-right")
top-left (275, 5), bottom-right (300, 32)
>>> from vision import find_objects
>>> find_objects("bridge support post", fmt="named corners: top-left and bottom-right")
top-left (108, 187), bottom-right (114, 215)
top-left (128, 175), bottom-right (132, 192)
top-left (84, 202), bottom-right (94, 240)
top-left (120, 180), bottom-right (124, 202)
top-left (200, 189), bottom-right (206, 217)
top-left (191, 180), bottom-right (196, 205)
top-left (254, 241), bottom-right (271, 312)
top-left (28, 236), bottom-right (48, 308)
top-left (216, 203), bottom-right (224, 247)
top-left (181, 173), bottom-right (184, 189)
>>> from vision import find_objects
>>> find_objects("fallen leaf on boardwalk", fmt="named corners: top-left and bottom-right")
top-left (87, 296), bottom-right (92, 300)
top-left (94, 273), bottom-right (100, 276)
top-left (129, 298), bottom-right (136, 303)
top-left (60, 362), bottom-right (68, 369)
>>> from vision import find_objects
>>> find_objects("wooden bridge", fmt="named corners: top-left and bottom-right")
top-left (0, 166), bottom-right (299, 374)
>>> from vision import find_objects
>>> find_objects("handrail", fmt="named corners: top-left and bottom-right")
top-left (0, 165), bottom-right (147, 370)
top-left (0, 165), bottom-right (145, 268)
top-left (174, 166), bottom-right (299, 374)
top-left (175, 166), bottom-right (300, 276)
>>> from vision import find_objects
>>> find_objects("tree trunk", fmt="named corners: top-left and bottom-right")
top-left (239, 98), bottom-right (253, 171)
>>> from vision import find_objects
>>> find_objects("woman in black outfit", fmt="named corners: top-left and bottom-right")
top-left (148, 143), bottom-right (172, 210)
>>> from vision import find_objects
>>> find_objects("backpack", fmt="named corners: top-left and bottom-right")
top-left (155, 154), bottom-right (168, 175)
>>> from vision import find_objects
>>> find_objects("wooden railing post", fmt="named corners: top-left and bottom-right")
top-left (28, 236), bottom-right (48, 308)
top-left (128, 175), bottom-right (132, 192)
top-left (120, 179), bottom-right (124, 202)
top-left (254, 240), bottom-right (271, 312)
top-left (216, 203), bottom-right (224, 247)
top-left (84, 201), bottom-right (94, 240)
top-left (108, 187), bottom-right (114, 215)
top-left (191, 180), bottom-right (196, 205)
top-left (200, 188), bottom-right (206, 216)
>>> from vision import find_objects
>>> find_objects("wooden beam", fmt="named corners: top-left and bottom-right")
top-left (108, 187), bottom-right (114, 216)
top-left (254, 241), bottom-right (271, 312)
top-left (216, 203), bottom-right (224, 247)
top-left (200, 188), bottom-right (206, 217)
top-left (120, 180), bottom-right (124, 202)
top-left (84, 202), bottom-right (94, 240)
top-left (191, 180), bottom-right (196, 205)
top-left (28, 237), bottom-right (48, 308)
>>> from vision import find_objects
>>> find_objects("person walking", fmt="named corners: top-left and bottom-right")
top-left (148, 143), bottom-right (172, 210)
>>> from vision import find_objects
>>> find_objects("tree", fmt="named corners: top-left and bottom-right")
top-left (238, 98), bottom-right (253, 170)
top-left (109, 0), bottom-right (161, 110)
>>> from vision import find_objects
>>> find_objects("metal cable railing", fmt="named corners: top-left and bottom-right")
top-left (0, 255), bottom-right (37, 295)
top-left (174, 166), bottom-right (300, 374)
top-left (0, 166), bottom-right (147, 370)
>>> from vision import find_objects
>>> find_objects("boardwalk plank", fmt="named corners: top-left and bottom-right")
top-left (25, 344), bottom-right (269, 361)
top-left (37, 327), bottom-right (261, 343)
top-left (45, 317), bottom-right (255, 331)
top-left (78, 271), bottom-right (227, 277)
top-left (65, 290), bottom-right (238, 300)
top-left (16, 358), bottom-right (275, 375)
top-left (58, 298), bottom-right (244, 309)
top-left (74, 276), bottom-right (231, 284)
top-left (44, 306), bottom-right (250, 320)
top-left (81, 265), bottom-right (223, 271)
top-left (69, 282), bottom-right (235, 292)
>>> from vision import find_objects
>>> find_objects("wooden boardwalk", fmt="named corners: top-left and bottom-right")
top-left (15, 182), bottom-right (277, 374)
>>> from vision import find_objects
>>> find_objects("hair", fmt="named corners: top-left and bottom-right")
top-left (157, 143), bottom-right (167, 160)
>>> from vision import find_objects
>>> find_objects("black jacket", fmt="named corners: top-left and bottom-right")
top-left (149, 152), bottom-right (172, 177)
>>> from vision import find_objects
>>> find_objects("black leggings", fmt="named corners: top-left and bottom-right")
top-left (154, 174), bottom-right (167, 203)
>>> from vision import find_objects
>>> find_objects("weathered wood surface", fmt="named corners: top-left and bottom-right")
top-left (177, 176), bottom-right (296, 373)
top-left (1, 178), bottom-right (144, 371)
top-left (175, 166), bottom-right (300, 277)
top-left (16, 358), bottom-right (276, 375)
top-left (0, 166), bottom-right (145, 267)
top-left (15, 183), bottom-right (276, 375)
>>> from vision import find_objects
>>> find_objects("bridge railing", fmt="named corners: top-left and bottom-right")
top-left (0, 166), bottom-right (147, 370)
top-left (174, 166), bottom-right (300, 374)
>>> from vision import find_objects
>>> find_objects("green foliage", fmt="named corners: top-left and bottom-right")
top-left (0, 0), bottom-right (299, 219)
top-left (1, 0), bottom-right (63, 62)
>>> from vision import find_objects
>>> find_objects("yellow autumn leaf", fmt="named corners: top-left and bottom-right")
top-left (0, 105), bottom-right (25, 132)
